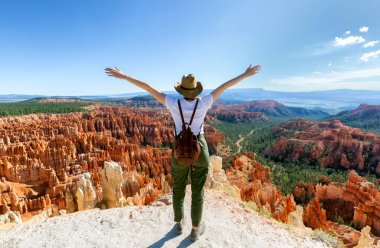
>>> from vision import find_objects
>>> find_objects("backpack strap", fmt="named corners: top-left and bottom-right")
top-left (189, 98), bottom-right (199, 126)
top-left (177, 98), bottom-right (200, 129)
top-left (177, 99), bottom-right (186, 129)
top-left (173, 121), bottom-right (177, 137)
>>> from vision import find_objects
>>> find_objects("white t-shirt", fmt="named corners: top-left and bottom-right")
top-left (165, 93), bottom-right (214, 135)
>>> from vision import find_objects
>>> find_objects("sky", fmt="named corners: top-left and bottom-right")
top-left (0, 0), bottom-right (380, 95)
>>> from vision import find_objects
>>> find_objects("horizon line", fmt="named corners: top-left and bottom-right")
top-left (1, 87), bottom-right (380, 97)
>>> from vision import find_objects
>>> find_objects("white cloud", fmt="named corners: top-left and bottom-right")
top-left (334, 36), bottom-right (365, 46)
top-left (359, 26), bottom-right (369, 32)
top-left (360, 50), bottom-right (380, 62)
top-left (363, 40), bottom-right (379, 48)
top-left (269, 67), bottom-right (380, 91)
top-left (345, 31), bottom-right (351, 35)
top-left (328, 63), bottom-right (332, 67)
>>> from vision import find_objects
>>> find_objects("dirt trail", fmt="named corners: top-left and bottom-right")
top-left (0, 188), bottom-right (332, 248)
top-left (236, 129), bottom-right (255, 153)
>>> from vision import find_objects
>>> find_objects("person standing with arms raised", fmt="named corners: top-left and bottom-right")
top-left (105, 64), bottom-right (261, 241)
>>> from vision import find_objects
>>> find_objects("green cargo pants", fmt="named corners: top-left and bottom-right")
top-left (171, 134), bottom-right (210, 227)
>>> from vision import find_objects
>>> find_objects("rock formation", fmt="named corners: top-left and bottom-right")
top-left (210, 99), bottom-right (328, 119)
top-left (354, 226), bottom-right (380, 248)
top-left (293, 181), bottom-right (315, 204)
top-left (287, 205), bottom-right (307, 228)
top-left (226, 153), bottom-right (296, 223)
top-left (303, 170), bottom-right (380, 247)
top-left (325, 103), bottom-right (380, 134)
top-left (75, 173), bottom-right (96, 211)
top-left (205, 155), bottom-right (240, 199)
top-left (0, 105), bottom-right (222, 221)
top-left (0, 211), bottom-right (22, 225)
top-left (101, 161), bottom-right (125, 208)
top-left (315, 171), bottom-right (380, 235)
top-left (207, 108), bottom-right (266, 123)
top-left (263, 119), bottom-right (380, 176)
top-left (303, 197), bottom-right (363, 247)
top-left (206, 155), bottom-right (229, 189)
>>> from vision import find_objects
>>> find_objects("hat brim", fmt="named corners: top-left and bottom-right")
top-left (174, 81), bottom-right (203, 99)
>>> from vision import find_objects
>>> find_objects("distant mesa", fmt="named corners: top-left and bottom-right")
top-left (122, 95), bottom-right (164, 108)
top-left (37, 98), bottom-right (90, 104)
top-left (222, 99), bottom-right (330, 119)
top-left (120, 96), bottom-right (330, 121)
top-left (320, 103), bottom-right (380, 134)
top-left (2, 88), bottom-right (380, 112)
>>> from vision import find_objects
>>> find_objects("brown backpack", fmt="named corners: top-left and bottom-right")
top-left (173, 98), bottom-right (202, 165)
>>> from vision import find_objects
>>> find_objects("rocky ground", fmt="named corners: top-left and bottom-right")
top-left (0, 187), bottom-right (334, 248)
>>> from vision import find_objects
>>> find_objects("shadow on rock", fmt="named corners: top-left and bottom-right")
top-left (147, 226), bottom-right (179, 248)
top-left (176, 236), bottom-right (193, 248)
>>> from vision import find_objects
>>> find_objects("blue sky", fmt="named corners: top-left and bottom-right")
top-left (0, 0), bottom-right (379, 95)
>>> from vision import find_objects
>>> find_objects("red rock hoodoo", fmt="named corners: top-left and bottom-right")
top-left (0, 106), bottom-right (224, 220)
top-left (225, 153), bottom-right (296, 223)
top-left (303, 170), bottom-right (380, 247)
top-left (264, 119), bottom-right (380, 175)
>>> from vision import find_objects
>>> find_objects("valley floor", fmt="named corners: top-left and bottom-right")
top-left (0, 187), bottom-right (333, 248)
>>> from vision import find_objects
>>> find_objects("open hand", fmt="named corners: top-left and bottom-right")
top-left (104, 67), bottom-right (127, 79)
top-left (243, 64), bottom-right (261, 77)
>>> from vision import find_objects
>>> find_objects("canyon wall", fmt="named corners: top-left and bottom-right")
top-left (0, 106), bottom-right (223, 220)
top-left (225, 153), bottom-right (380, 247)
top-left (264, 119), bottom-right (380, 176)
top-left (225, 152), bottom-right (297, 223)
top-left (302, 170), bottom-right (380, 247)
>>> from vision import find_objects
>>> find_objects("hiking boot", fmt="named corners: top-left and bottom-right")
top-left (175, 219), bottom-right (185, 234)
top-left (190, 221), bottom-right (206, 242)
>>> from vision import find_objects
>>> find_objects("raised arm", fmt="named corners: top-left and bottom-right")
top-left (105, 67), bottom-right (166, 105)
top-left (211, 64), bottom-right (261, 102)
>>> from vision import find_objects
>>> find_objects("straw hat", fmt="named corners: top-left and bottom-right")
top-left (174, 74), bottom-right (203, 99)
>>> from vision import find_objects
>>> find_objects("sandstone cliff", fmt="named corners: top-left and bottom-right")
top-left (302, 170), bottom-right (380, 247)
top-left (0, 106), bottom-right (223, 220)
top-left (0, 187), bottom-right (335, 248)
top-left (226, 153), bottom-right (297, 223)
top-left (263, 119), bottom-right (380, 176)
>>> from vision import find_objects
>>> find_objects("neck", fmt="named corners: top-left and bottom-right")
top-left (184, 97), bottom-right (194, 101)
